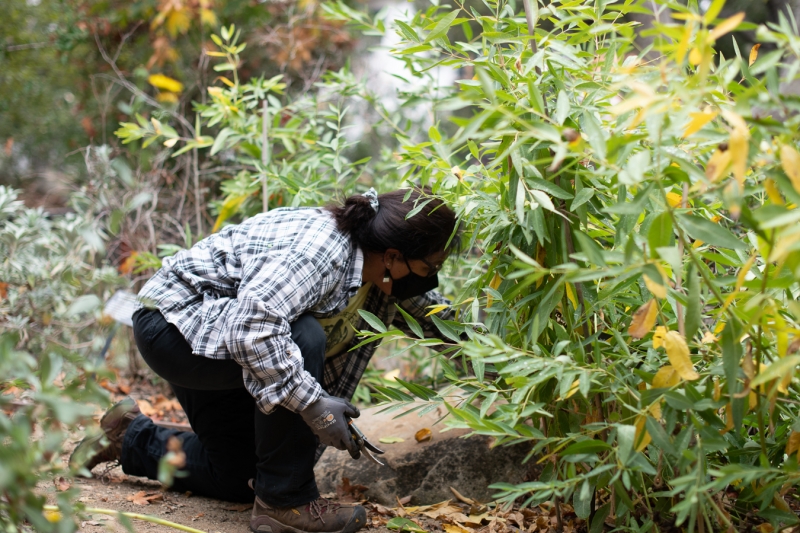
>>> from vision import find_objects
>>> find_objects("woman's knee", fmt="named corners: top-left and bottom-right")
top-left (290, 314), bottom-right (326, 381)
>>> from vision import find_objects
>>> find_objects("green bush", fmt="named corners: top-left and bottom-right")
top-left (338, 0), bottom-right (800, 530)
top-left (0, 186), bottom-right (125, 530)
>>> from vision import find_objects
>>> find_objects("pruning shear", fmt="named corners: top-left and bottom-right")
top-left (347, 419), bottom-right (386, 466)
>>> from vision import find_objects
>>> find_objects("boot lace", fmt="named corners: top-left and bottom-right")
top-left (307, 498), bottom-right (341, 525)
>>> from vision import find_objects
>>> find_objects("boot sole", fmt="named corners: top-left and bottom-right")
top-left (250, 506), bottom-right (366, 533)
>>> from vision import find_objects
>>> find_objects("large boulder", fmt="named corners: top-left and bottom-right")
top-left (314, 404), bottom-right (531, 505)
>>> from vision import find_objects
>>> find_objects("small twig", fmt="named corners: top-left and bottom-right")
top-left (3, 41), bottom-right (50, 52)
top-left (554, 497), bottom-right (564, 533)
top-left (521, 0), bottom-right (539, 63)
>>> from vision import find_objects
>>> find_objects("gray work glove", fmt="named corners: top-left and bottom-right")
top-left (300, 391), bottom-right (361, 460)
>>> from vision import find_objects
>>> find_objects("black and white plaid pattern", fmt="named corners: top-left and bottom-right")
top-left (137, 207), bottom-right (452, 415)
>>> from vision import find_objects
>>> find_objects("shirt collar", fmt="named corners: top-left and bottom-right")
top-left (343, 244), bottom-right (364, 295)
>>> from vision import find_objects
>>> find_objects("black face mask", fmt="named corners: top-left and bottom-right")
top-left (390, 271), bottom-right (440, 300)
top-left (387, 258), bottom-right (440, 300)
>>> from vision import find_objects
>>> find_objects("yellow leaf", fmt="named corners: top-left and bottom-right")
top-left (675, 23), bottom-right (693, 64)
top-left (643, 274), bottom-right (667, 299)
top-left (672, 12), bottom-right (702, 21)
top-left (689, 47), bottom-right (703, 66)
top-left (217, 76), bottom-right (235, 87)
top-left (628, 299), bottom-right (658, 339)
top-left (664, 331), bottom-right (699, 381)
top-left (749, 43), bottom-right (761, 66)
top-left (648, 399), bottom-right (662, 421)
top-left (163, 137), bottom-right (179, 147)
top-left (486, 271), bottom-right (502, 308)
top-left (166, 9), bottom-right (191, 38)
top-left (148, 73), bottom-right (184, 93)
top-left (705, 148), bottom-right (733, 182)
top-left (205, 51), bottom-right (227, 57)
top-left (208, 86), bottom-right (224, 99)
top-left (721, 254), bottom-right (757, 313)
top-left (444, 525), bottom-right (473, 533)
top-left (683, 110), bottom-right (718, 138)
top-left (780, 144), bottom-right (800, 195)
top-left (653, 326), bottom-right (668, 350)
top-left (729, 128), bottom-right (750, 187)
top-left (749, 390), bottom-right (758, 411)
top-left (764, 178), bottom-right (784, 205)
top-left (564, 379), bottom-right (581, 400)
top-left (786, 431), bottom-right (800, 457)
top-left (666, 192), bottom-right (683, 208)
top-left (700, 331), bottom-right (719, 344)
top-left (653, 364), bottom-right (680, 388)
top-left (212, 194), bottom-right (248, 233)
top-left (708, 12), bottom-right (745, 42)
top-left (565, 282), bottom-right (578, 309)
top-left (713, 379), bottom-right (721, 401)
top-left (635, 414), bottom-right (651, 452)
top-left (200, 8), bottom-right (218, 27)
top-left (156, 92), bottom-right (179, 103)
top-left (721, 403), bottom-right (735, 434)
top-left (425, 304), bottom-right (449, 317)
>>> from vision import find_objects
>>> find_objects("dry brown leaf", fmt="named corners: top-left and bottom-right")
top-left (398, 495), bottom-right (412, 506)
top-left (628, 299), bottom-right (658, 339)
top-left (127, 491), bottom-right (150, 506)
top-left (786, 431), bottom-right (800, 458)
top-left (137, 399), bottom-right (157, 417)
top-left (0, 282), bottom-right (8, 301)
top-left (415, 428), bottom-right (433, 443)
top-left (54, 477), bottom-right (71, 491)
top-left (222, 503), bottom-right (251, 512)
top-left (450, 487), bottom-right (477, 506)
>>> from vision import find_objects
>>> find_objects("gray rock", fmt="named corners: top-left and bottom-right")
top-left (314, 404), bottom-right (531, 505)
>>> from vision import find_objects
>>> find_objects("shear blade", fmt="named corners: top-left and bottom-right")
top-left (361, 444), bottom-right (385, 466)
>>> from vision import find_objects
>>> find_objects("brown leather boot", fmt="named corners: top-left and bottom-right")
top-left (69, 397), bottom-right (141, 474)
top-left (250, 495), bottom-right (366, 533)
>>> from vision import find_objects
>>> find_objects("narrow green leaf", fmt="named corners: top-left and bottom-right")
top-left (358, 310), bottom-right (387, 333)
top-left (677, 214), bottom-right (748, 250)
top-left (685, 264), bottom-right (701, 342)
top-left (424, 10), bottom-right (459, 43)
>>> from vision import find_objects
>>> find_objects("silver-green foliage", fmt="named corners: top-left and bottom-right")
top-left (0, 186), bottom-right (124, 531)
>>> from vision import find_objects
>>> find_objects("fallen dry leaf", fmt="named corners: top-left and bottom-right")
top-left (137, 399), bottom-right (157, 417)
top-left (444, 524), bottom-right (473, 533)
top-left (337, 477), bottom-right (369, 502)
top-left (450, 487), bottom-right (477, 506)
top-left (415, 428), bottom-right (432, 443)
top-left (127, 491), bottom-right (150, 506)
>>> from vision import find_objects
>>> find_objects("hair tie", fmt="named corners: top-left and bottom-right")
top-left (362, 187), bottom-right (379, 214)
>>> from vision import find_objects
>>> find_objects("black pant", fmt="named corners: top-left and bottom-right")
top-left (126, 308), bottom-right (325, 506)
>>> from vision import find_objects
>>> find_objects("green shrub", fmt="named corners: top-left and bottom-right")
top-left (340, 0), bottom-right (800, 530)
top-left (0, 186), bottom-right (125, 530)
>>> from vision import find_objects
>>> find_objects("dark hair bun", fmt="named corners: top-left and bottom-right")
top-left (332, 194), bottom-right (378, 237)
top-left (327, 188), bottom-right (461, 259)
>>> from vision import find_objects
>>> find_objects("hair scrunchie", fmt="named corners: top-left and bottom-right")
top-left (362, 187), bottom-right (379, 214)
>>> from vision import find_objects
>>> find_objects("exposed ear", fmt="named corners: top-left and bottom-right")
top-left (383, 248), bottom-right (401, 267)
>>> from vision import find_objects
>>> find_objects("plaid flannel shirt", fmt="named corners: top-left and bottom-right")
top-left (136, 207), bottom-right (452, 415)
